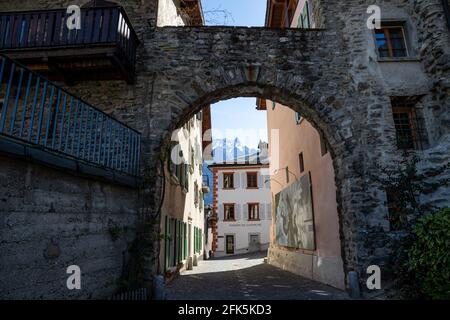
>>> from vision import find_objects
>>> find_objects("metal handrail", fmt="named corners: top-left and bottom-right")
top-left (0, 54), bottom-right (141, 176)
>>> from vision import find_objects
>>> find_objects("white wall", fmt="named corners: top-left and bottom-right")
top-left (215, 167), bottom-right (272, 257)
top-left (157, 0), bottom-right (186, 26)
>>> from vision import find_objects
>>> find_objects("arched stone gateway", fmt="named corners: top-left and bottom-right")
top-left (158, 81), bottom-right (363, 284)
top-left (140, 26), bottom-right (401, 294)
top-left (138, 14), bottom-right (450, 294)
top-left (0, 0), bottom-right (448, 299)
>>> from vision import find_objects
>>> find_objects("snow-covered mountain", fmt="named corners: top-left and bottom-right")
top-left (202, 138), bottom-right (260, 206)
top-left (209, 138), bottom-right (258, 163)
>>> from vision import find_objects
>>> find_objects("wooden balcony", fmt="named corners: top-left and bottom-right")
top-left (0, 5), bottom-right (140, 84)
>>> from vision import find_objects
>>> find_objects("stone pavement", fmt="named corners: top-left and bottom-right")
top-left (166, 252), bottom-right (350, 300)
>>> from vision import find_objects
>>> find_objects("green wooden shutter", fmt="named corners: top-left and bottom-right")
top-left (164, 215), bottom-right (169, 271)
top-left (199, 228), bottom-right (202, 252)
top-left (195, 227), bottom-right (198, 253)
top-left (193, 227), bottom-right (196, 254)
top-left (176, 220), bottom-right (180, 264)
top-left (184, 223), bottom-right (187, 259)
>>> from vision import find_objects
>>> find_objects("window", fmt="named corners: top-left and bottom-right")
top-left (224, 204), bottom-right (235, 221)
top-left (247, 172), bottom-right (257, 188)
top-left (184, 164), bottom-right (189, 191)
top-left (299, 153), bottom-right (305, 173)
top-left (190, 146), bottom-right (195, 173)
top-left (320, 133), bottom-right (328, 156)
top-left (170, 142), bottom-right (187, 187)
top-left (223, 173), bottom-right (234, 189)
top-left (300, 1), bottom-right (310, 28)
top-left (375, 25), bottom-right (408, 58)
top-left (194, 182), bottom-right (199, 207)
top-left (272, 100), bottom-right (276, 110)
top-left (295, 112), bottom-right (303, 124)
top-left (285, 167), bottom-right (290, 183)
top-left (179, 163), bottom-right (189, 192)
top-left (391, 97), bottom-right (425, 150)
top-left (248, 203), bottom-right (259, 221)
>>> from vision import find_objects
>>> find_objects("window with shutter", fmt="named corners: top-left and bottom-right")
top-left (223, 173), bottom-right (234, 189)
top-left (247, 172), bottom-right (258, 188)
top-left (248, 203), bottom-right (259, 221)
top-left (224, 204), bottom-right (235, 221)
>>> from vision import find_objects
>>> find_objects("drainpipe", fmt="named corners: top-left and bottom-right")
top-left (442, 0), bottom-right (450, 33)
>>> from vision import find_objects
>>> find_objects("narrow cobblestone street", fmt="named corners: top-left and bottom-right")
top-left (166, 252), bottom-right (350, 300)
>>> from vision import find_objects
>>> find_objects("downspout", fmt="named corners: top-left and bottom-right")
top-left (442, 0), bottom-right (450, 33)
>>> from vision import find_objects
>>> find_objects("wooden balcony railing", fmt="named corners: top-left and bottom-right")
top-left (0, 6), bottom-right (139, 83)
top-left (0, 54), bottom-right (141, 176)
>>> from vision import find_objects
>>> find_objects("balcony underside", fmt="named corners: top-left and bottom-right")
top-left (1, 44), bottom-right (134, 84)
top-left (0, 134), bottom-right (141, 188)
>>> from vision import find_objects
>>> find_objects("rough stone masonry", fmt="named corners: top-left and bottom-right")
top-left (0, 0), bottom-right (449, 299)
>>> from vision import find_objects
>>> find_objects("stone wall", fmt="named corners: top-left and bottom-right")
top-left (0, 0), bottom-right (449, 298)
top-left (0, 154), bottom-right (139, 299)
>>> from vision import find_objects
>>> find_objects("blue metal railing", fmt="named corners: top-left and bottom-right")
top-left (0, 54), bottom-right (141, 176)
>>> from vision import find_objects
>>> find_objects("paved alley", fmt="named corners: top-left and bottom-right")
top-left (166, 252), bottom-right (350, 300)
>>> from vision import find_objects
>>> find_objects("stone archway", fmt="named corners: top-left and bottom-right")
top-left (152, 81), bottom-right (369, 292)
top-left (138, 26), bottom-right (398, 294)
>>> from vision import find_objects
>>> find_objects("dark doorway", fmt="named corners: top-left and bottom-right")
top-left (226, 235), bottom-right (235, 254)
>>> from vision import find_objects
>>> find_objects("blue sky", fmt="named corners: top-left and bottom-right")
top-left (210, 98), bottom-right (268, 148)
top-left (202, 0), bottom-right (268, 149)
top-left (202, 0), bottom-right (267, 26)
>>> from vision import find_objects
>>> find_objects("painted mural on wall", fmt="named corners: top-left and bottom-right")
top-left (275, 173), bottom-right (315, 250)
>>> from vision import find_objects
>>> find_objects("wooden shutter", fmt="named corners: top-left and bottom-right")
top-left (259, 203), bottom-right (265, 220)
top-left (257, 172), bottom-right (263, 188)
top-left (264, 175), bottom-right (271, 188)
top-left (235, 204), bottom-right (241, 221)
top-left (234, 172), bottom-right (240, 188)
top-left (218, 172), bottom-right (223, 189)
top-left (218, 205), bottom-right (224, 221)
top-left (241, 172), bottom-right (246, 187)
top-left (243, 204), bottom-right (249, 221)
top-left (266, 204), bottom-right (272, 220)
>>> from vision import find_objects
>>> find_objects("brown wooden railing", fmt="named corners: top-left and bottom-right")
top-left (0, 6), bottom-right (139, 72)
